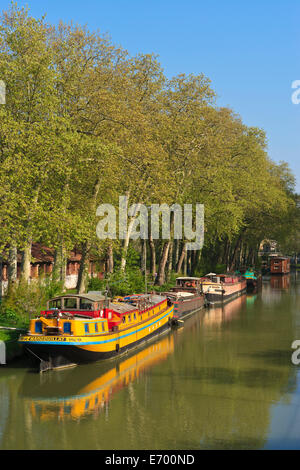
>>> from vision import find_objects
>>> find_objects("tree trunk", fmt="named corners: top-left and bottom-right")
top-left (149, 234), bottom-right (156, 280)
top-left (229, 235), bottom-right (243, 271)
top-left (53, 242), bottom-right (66, 287)
top-left (167, 241), bottom-right (173, 280)
top-left (220, 237), bottom-right (231, 271)
top-left (191, 249), bottom-right (201, 274)
top-left (77, 241), bottom-right (89, 294)
top-left (8, 244), bottom-right (18, 288)
top-left (176, 243), bottom-right (186, 274)
top-left (174, 239), bottom-right (180, 267)
top-left (20, 239), bottom-right (32, 284)
top-left (156, 241), bottom-right (170, 286)
top-left (247, 247), bottom-right (252, 266)
top-left (141, 239), bottom-right (147, 273)
top-left (183, 249), bottom-right (188, 276)
top-left (187, 250), bottom-right (192, 276)
top-left (106, 244), bottom-right (114, 274)
top-left (120, 211), bottom-right (140, 271)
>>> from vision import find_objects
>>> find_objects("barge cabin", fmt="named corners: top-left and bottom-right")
top-left (270, 256), bottom-right (290, 275)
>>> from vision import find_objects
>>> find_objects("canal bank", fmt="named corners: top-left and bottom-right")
top-left (0, 327), bottom-right (25, 364)
top-left (1, 272), bottom-right (300, 449)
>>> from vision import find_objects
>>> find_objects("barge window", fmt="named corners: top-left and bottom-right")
top-left (35, 321), bottom-right (42, 333)
top-left (64, 405), bottom-right (71, 415)
top-left (80, 299), bottom-right (93, 310)
top-left (102, 323), bottom-right (105, 332)
top-left (49, 299), bottom-right (61, 309)
top-left (95, 323), bottom-right (98, 333)
top-left (84, 324), bottom-right (89, 333)
top-left (63, 322), bottom-right (71, 334)
top-left (64, 298), bottom-right (77, 309)
top-left (122, 316), bottom-right (126, 323)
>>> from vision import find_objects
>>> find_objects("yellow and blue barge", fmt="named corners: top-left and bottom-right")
top-left (18, 292), bottom-right (174, 371)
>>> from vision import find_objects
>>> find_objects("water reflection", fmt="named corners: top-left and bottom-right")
top-left (262, 274), bottom-right (291, 305)
top-left (0, 383), bottom-right (9, 443)
top-left (203, 294), bottom-right (247, 327)
top-left (270, 275), bottom-right (290, 290)
top-left (21, 335), bottom-right (174, 422)
top-left (1, 275), bottom-right (300, 449)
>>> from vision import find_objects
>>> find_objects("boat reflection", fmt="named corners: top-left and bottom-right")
top-left (270, 274), bottom-right (290, 290)
top-left (246, 294), bottom-right (258, 306)
top-left (22, 335), bottom-right (174, 422)
top-left (203, 294), bottom-right (247, 326)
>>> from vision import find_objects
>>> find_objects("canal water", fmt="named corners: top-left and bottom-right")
top-left (1, 273), bottom-right (300, 450)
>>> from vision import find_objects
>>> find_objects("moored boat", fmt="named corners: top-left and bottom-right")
top-left (242, 269), bottom-right (262, 292)
top-left (270, 256), bottom-right (290, 275)
top-left (261, 260), bottom-right (270, 274)
top-left (201, 273), bottom-right (247, 306)
top-left (18, 292), bottom-right (174, 372)
top-left (162, 277), bottom-right (205, 319)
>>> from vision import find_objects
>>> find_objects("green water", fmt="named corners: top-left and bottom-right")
top-left (1, 273), bottom-right (300, 450)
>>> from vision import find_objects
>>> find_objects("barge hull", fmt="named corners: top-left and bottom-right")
top-left (246, 278), bottom-right (262, 292)
top-left (23, 322), bottom-right (171, 372)
top-left (173, 296), bottom-right (205, 318)
top-left (206, 287), bottom-right (246, 306)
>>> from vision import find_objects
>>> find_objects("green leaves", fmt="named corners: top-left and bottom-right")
top-left (0, 2), bottom-right (297, 282)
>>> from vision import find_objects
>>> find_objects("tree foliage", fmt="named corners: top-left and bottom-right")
top-left (0, 2), bottom-right (297, 294)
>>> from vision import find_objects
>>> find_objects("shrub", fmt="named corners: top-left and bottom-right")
top-left (0, 276), bottom-right (65, 327)
top-left (88, 277), bottom-right (107, 292)
top-left (214, 264), bottom-right (227, 274)
top-left (89, 267), bottom-right (150, 298)
top-left (0, 307), bottom-right (20, 326)
top-left (108, 268), bottom-right (146, 297)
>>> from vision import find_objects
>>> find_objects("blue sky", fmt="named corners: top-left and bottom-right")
top-left (2, 0), bottom-right (300, 190)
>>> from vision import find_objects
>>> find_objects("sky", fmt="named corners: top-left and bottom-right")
top-left (2, 0), bottom-right (300, 190)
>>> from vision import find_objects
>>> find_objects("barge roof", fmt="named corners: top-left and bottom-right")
top-left (176, 277), bottom-right (202, 281)
top-left (50, 293), bottom-right (107, 302)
